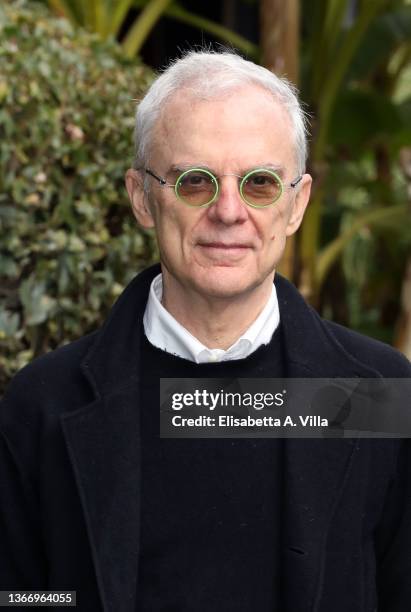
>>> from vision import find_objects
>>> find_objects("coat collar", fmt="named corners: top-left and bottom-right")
top-left (81, 263), bottom-right (381, 392)
top-left (61, 264), bottom-right (380, 612)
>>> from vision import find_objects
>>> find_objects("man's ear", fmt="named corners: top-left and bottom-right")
top-left (285, 173), bottom-right (312, 237)
top-left (125, 169), bottom-right (155, 229)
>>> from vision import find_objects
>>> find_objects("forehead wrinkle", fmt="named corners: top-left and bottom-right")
top-left (249, 162), bottom-right (285, 173)
top-left (167, 162), bottom-right (286, 178)
top-left (169, 162), bottom-right (212, 173)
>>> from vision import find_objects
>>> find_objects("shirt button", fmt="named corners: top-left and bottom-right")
top-left (209, 354), bottom-right (219, 362)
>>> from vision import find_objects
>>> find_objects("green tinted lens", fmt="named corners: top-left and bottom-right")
top-left (240, 169), bottom-right (283, 208)
top-left (175, 168), bottom-right (218, 207)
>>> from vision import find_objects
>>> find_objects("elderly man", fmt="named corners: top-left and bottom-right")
top-left (1, 51), bottom-right (410, 612)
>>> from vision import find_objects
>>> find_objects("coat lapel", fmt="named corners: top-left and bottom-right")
top-left (282, 430), bottom-right (360, 611)
top-left (60, 385), bottom-right (141, 612)
top-left (60, 265), bottom-right (157, 612)
top-left (277, 275), bottom-right (380, 611)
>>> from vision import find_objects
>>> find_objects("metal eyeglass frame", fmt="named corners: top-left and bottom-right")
top-left (144, 167), bottom-right (303, 209)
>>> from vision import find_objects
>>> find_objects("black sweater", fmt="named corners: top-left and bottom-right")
top-left (136, 324), bottom-right (286, 611)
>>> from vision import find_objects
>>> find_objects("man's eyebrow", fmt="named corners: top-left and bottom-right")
top-left (168, 163), bottom-right (211, 173)
top-left (255, 163), bottom-right (285, 175)
top-left (238, 163), bottom-right (286, 178)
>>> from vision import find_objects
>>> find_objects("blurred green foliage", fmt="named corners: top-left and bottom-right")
top-left (40, 0), bottom-right (258, 59)
top-left (0, 0), bottom-right (157, 392)
top-left (296, 0), bottom-right (411, 343)
top-left (1, 0), bottom-right (410, 393)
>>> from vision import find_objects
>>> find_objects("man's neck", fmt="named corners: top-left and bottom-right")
top-left (161, 273), bottom-right (275, 350)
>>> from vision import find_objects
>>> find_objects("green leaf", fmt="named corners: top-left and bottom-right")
top-left (106, 0), bottom-right (135, 38)
top-left (0, 310), bottom-right (20, 338)
top-left (350, 7), bottom-right (411, 80)
top-left (19, 277), bottom-right (57, 326)
top-left (122, 0), bottom-right (173, 58)
top-left (0, 254), bottom-right (19, 278)
top-left (313, 0), bottom-right (388, 161)
top-left (329, 89), bottom-right (404, 150)
top-left (162, 2), bottom-right (259, 60)
top-left (316, 204), bottom-right (408, 287)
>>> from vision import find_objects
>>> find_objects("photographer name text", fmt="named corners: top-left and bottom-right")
top-left (171, 415), bottom-right (329, 428)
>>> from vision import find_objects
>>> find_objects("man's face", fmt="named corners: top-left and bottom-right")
top-left (127, 86), bottom-right (311, 301)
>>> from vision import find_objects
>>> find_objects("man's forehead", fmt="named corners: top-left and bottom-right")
top-left (149, 85), bottom-right (295, 170)
top-left (160, 84), bottom-right (281, 118)
top-left (154, 87), bottom-right (291, 142)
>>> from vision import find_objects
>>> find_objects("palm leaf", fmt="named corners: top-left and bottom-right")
top-left (316, 204), bottom-right (408, 286)
top-left (106, 0), bottom-right (136, 38)
top-left (122, 0), bottom-right (172, 58)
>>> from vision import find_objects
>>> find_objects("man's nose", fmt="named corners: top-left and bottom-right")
top-left (206, 177), bottom-right (249, 225)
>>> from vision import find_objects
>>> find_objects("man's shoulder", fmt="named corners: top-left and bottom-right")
top-left (1, 265), bottom-right (158, 416)
top-left (13, 331), bottom-right (96, 385)
top-left (323, 318), bottom-right (411, 377)
top-left (1, 332), bottom-right (98, 418)
top-left (275, 273), bottom-right (410, 378)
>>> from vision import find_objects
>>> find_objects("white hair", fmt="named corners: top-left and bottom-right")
top-left (134, 50), bottom-right (309, 175)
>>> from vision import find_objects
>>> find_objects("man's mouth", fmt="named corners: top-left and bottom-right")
top-left (196, 242), bottom-right (252, 262)
top-left (197, 242), bottom-right (252, 249)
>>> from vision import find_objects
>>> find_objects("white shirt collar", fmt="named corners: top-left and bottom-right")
top-left (143, 273), bottom-right (280, 364)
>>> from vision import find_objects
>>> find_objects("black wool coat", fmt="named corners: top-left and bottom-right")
top-left (1, 264), bottom-right (411, 612)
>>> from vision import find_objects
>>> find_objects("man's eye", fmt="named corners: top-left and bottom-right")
top-left (179, 173), bottom-right (213, 189)
top-left (187, 175), bottom-right (208, 185)
top-left (249, 174), bottom-right (275, 186)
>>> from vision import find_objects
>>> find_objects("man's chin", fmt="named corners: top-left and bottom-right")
top-left (195, 245), bottom-right (253, 265)
top-left (190, 268), bottom-right (259, 300)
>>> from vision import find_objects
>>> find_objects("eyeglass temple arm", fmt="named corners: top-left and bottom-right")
top-left (145, 168), bottom-right (167, 185)
top-left (290, 175), bottom-right (303, 188)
